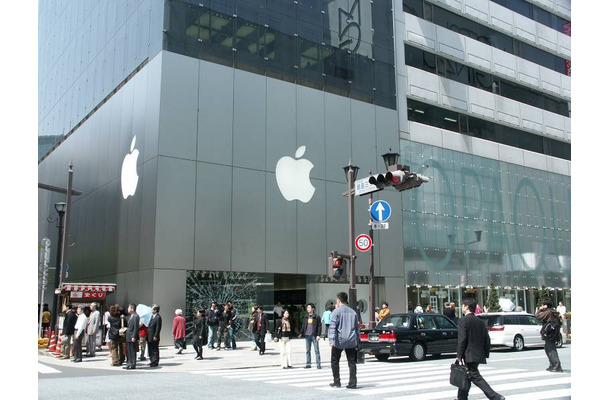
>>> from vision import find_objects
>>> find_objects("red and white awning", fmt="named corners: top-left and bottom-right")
top-left (60, 283), bottom-right (116, 292)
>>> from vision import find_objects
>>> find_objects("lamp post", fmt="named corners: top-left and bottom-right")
top-left (448, 230), bottom-right (483, 286)
top-left (51, 202), bottom-right (66, 333)
top-left (343, 161), bottom-right (359, 310)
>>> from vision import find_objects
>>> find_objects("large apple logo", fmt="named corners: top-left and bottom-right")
top-left (275, 146), bottom-right (315, 203)
top-left (121, 136), bottom-right (139, 199)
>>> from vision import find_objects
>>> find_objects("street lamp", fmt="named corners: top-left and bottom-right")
top-left (381, 150), bottom-right (400, 170)
top-left (52, 202), bottom-right (66, 333)
top-left (343, 161), bottom-right (359, 310)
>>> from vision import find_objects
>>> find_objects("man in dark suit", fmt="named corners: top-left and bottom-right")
top-left (125, 304), bottom-right (140, 370)
top-left (60, 303), bottom-right (78, 359)
top-left (251, 305), bottom-right (269, 355)
top-left (147, 304), bottom-right (162, 367)
top-left (456, 299), bottom-right (504, 400)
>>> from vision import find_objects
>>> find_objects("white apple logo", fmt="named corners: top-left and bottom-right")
top-left (275, 146), bottom-right (315, 203)
top-left (121, 136), bottom-right (139, 199)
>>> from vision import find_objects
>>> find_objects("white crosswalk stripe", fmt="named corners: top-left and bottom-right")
top-left (191, 360), bottom-right (570, 399)
top-left (38, 363), bottom-right (61, 374)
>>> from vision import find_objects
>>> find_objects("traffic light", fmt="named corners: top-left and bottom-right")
top-left (384, 169), bottom-right (429, 192)
top-left (328, 252), bottom-right (346, 281)
top-left (368, 173), bottom-right (392, 188)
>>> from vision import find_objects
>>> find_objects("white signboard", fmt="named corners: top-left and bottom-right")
top-left (370, 222), bottom-right (389, 230)
top-left (355, 177), bottom-right (381, 196)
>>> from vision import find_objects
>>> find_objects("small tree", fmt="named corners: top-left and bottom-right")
top-left (486, 282), bottom-right (502, 312)
top-left (537, 285), bottom-right (550, 307)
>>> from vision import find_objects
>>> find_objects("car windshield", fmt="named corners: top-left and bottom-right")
top-left (378, 315), bottom-right (410, 329)
top-left (478, 315), bottom-right (501, 327)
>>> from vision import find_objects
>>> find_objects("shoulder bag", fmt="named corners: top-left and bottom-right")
top-left (450, 361), bottom-right (470, 391)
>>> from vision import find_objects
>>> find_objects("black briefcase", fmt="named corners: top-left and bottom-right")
top-left (450, 361), bottom-right (470, 390)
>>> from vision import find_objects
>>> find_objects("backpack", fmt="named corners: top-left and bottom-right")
top-left (540, 319), bottom-right (560, 340)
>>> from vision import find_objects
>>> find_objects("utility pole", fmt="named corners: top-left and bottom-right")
top-left (368, 188), bottom-right (376, 329)
top-left (345, 162), bottom-right (358, 310)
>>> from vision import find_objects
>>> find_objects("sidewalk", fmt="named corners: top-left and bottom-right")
top-left (38, 338), bottom-right (373, 372)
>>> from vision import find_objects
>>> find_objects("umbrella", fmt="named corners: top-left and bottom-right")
top-left (499, 298), bottom-right (515, 312)
top-left (136, 304), bottom-right (153, 327)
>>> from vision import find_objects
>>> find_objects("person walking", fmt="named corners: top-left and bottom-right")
top-left (60, 303), bottom-right (77, 360)
top-left (379, 302), bottom-right (390, 320)
top-left (125, 304), bottom-right (140, 370)
top-left (227, 300), bottom-right (238, 350)
top-left (321, 305), bottom-right (332, 340)
top-left (206, 301), bottom-right (219, 349)
top-left (455, 299), bottom-right (504, 400)
top-left (41, 304), bottom-right (51, 337)
top-left (107, 305), bottom-right (125, 366)
top-left (414, 303), bottom-right (423, 313)
top-left (252, 305), bottom-right (269, 355)
top-left (216, 304), bottom-right (231, 350)
top-left (85, 302), bottom-right (100, 357)
top-left (172, 309), bottom-right (186, 354)
top-left (72, 306), bottom-right (87, 363)
top-left (299, 303), bottom-right (322, 369)
top-left (536, 297), bottom-right (563, 372)
top-left (328, 292), bottom-right (359, 389)
top-left (138, 321), bottom-right (148, 361)
top-left (249, 306), bottom-right (259, 351)
top-left (193, 309), bottom-right (207, 360)
top-left (556, 301), bottom-right (567, 319)
top-left (147, 304), bottom-right (162, 367)
top-left (274, 310), bottom-right (294, 369)
top-left (273, 301), bottom-right (283, 333)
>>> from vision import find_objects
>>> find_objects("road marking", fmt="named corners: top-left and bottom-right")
top-left (38, 363), bottom-right (61, 374)
top-left (386, 376), bottom-right (571, 400)
top-left (505, 388), bottom-right (571, 399)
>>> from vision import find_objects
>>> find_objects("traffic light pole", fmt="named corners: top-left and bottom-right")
top-left (368, 191), bottom-right (376, 329)
top-left (347, 164), bottom-right (357, 310)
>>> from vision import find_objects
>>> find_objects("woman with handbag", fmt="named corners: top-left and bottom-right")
top-left (274, 310), bottom-right (294, 369)
top-left (107, 304), bottom-right (126, 366)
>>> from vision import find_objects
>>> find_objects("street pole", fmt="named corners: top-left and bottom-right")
top-left (347, 163), bottom-right (357, 310)
top-left (52, 208), bottom-right (65, 333)
top-left (38, 238), bottom-right (51, 338)
top-left (61, 163), bottom-right (74, 287)
top-left (368, 191), bottom-right (376, 328)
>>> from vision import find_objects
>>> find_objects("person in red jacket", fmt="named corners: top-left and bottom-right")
top-left (138, 322), bottom-right (148, 361)
top-left (172, 309), bottom-right (186, 354)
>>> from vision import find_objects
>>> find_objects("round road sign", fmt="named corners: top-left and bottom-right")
top-left (355, 234), bottom-right (372, 252)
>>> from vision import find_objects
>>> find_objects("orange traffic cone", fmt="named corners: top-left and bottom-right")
top-left (54, 334), bottom-right (62, 356)
top-left (47, 331), bottom-right (56, 352)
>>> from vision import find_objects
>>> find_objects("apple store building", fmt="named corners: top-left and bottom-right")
top-left (38, 0), bottom-right (571, 343)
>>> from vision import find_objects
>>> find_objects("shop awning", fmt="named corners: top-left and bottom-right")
top-left (59, 283), bottom-right (116, 292)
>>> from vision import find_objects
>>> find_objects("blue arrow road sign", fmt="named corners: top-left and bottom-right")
top-left (370, 200), bottom-right (391, 222)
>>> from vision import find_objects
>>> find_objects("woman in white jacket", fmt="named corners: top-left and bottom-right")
top-left (73, 306), bottom-right (88, 363)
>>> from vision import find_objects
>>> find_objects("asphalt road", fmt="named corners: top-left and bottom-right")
top-left (38, 346), bottom-right (571, 400)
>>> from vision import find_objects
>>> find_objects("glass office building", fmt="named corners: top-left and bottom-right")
top-left (38, 0), bottom-right (570, 342)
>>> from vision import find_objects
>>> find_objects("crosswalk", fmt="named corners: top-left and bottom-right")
top-left (192, 359), bottom-right (570, 399)
top-left (38, 363), bottom-right (61, 374)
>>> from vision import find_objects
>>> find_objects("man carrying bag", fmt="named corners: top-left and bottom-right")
top-left (454, 299), bottom-right (504, 400)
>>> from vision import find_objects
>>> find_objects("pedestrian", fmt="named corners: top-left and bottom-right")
top-left (455, 299), bottom-right (504, 400)
top-left (414, 303), bottom-right (423, 313)
top-left (298, 303), bottom-right (322, 369)
top-left (103, 306), bottom-right (111, 349)
top-left (536, 297), bottom-right (563, 372)
top-left (556, 301), bottom-right (567, 320)
top-left (216, 303), bottom-right (231, 350)
top-left (273, 301), bottom-right (283, 333)
top-left (60, 303), bottom-right (77, 360)
top-left (251, 305), bottom-right (269, 355)
top-left (147, 304), bottom-right (162, 367)
top-left (107, 304), bottom-right (125, 366)
top-left (321, 305), bottom-right (332, 340)
top-left (85, 302), bottom-right (100, 357)
top-left (374, 307), bottom-right (380, 325)
top-left (41, 304), bottom-right (51, 337)
top-left (193, 309), bottom-right (207, 360)
top-left (227, 300), bottom-right (238, 350)
top-left (206, 301), bottom-right (219, 349)
top-left (328, 292), bottom-right (359, 389)
top-left (72, 306), bottom-right (87, 363)
top-left (249, 306), bottom-right (259, 351)
top-left (124, 304), bottom-right (140, 370)
top-left (475, 303), bottom-right (483, 315)
top-left (138, 321), bottom-right (148, 361)
top-left (443, 302), bottom-right (455, 321)
top-left (379, 302), bottom-right (390, 320)
top-left (172, 309), bottom-right (186, 354)
top-left (273, 310), bottom-right (294, 369)
top-left (426, 305), bottom-right (434, 313)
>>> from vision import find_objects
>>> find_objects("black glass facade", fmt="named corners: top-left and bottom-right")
top-left (403, 0), bottom-right (570, 76)
top-left (164, 0), bottom-right (396, 109)
top-left (405, 45), bottom-right (570, 117)
top-left (407, 99), bottom-right (571, 160)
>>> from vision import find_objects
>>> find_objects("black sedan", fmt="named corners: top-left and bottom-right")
top-left (359, 313), bottom-right (458, 361)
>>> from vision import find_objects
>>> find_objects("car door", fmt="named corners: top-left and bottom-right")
top-left (433, 315), bottom-right (458, 353)
top-left (420, 315), bottom-right (441, 354)
top-left (516, 315), bottom-right (535, 346)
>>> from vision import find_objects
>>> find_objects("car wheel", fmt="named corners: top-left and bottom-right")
top-left (410, 342), bottom-right (426, 361)
top-left (513, 335), bottom-right (524, 351)
top-left (375, 354), bottom-right (390, 361)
